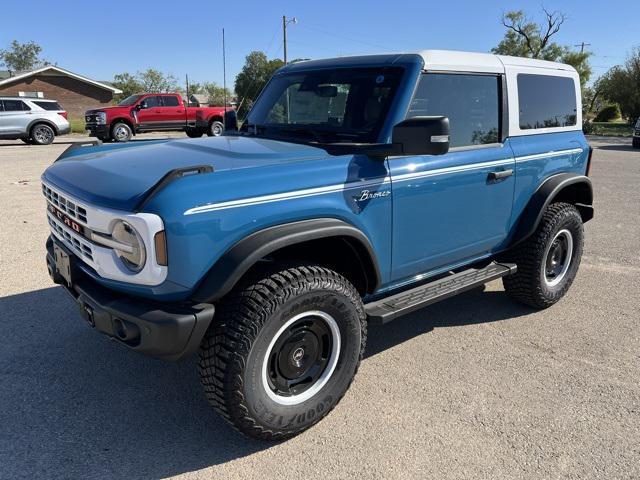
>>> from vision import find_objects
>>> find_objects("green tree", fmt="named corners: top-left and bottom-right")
top-left (137, 68), bottom-right (179, 93)
top-left (597, 47), bottom-right (640, 123)
top-left (203, 81), bottom-right (232, 106)
top-left (0, 40), bottom-right (50, 71)
top-left (187, 81), bottom-right (202, 95)
top-left (492, 9), bottom-right (592, 86)
top-left (234, 51), bottom-right (284, 115)
top-left (111, 72), bottom-right (143, 102)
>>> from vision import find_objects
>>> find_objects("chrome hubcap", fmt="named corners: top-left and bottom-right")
top-left (114, 126), bottom-right (129, 140)
top-left (544, 229), bottom-right (573, 287)
top-left (262, 310), bottom-right (341, 406)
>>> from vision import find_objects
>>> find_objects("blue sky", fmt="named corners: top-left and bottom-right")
top-left (1, 0), bottom-right (636, 89)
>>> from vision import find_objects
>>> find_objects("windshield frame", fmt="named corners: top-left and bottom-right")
top-left (242, 66), bottom-right (406, 145)
top-left (117, 94), bottom-right (143, 107)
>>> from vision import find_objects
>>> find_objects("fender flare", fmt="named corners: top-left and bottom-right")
top-left (510, 173), bottom-right (593, 247)
top-left (27, 118), bottom-right (59, 135)
top-left (191, 218), bottom-right (382, 303)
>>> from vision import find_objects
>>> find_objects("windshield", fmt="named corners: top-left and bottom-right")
top-left (117, 94), bottom-right (143, 106)
top-left (243, 67), bottom-right (403, 144)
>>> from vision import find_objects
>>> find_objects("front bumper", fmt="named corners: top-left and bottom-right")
top-left (46, 237), bottom-right (214, 361)
top-left (85, 123), bottom-right (109, 137)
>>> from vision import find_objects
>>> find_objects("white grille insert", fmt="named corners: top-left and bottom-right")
top-left (42, 184), bottom-right (88, 224)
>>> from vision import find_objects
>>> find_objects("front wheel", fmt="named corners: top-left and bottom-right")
top-left (206, 120), bottom-right (224, 137)
top-left (199, 265), bottom-right (366, 440)
top-left (502, 202), bottom-right (584, 309)
top-left (111, 122), bottom-right (132, 142)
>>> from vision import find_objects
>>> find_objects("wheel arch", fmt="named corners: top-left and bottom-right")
top-left (510, 173), bottom-right (593, 247)
top-left (190, 218), bottom-right (382, 303)
top-left (28, 119), bottom-right (59, 135)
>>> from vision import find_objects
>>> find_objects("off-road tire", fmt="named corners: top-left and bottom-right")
top-left (30, 123), bottom-right (55, 145)
top-left (111, 122), bottom-right (132, 142)
top-left (199, 264), bottom-right (366, 440)
top-left (503, 202), bottom-right (584, 309)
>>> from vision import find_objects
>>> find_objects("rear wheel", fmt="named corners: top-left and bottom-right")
top-left (199, 264), bottom-right (366, 440)
top-left (502, 202), bottom-right (584, 309)
top-left (30, 124), bottom-right (55, 145)
top-left (207, 120), bottom-right (224, 137)
top-left (111, 122), bottom-right (132, 142)
top-left (185, 128), bottom-right (204, 138)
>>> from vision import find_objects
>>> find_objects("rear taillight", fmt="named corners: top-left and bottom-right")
top-left (58, 111), bottom-right (68, 119)
top-left (585, 145), bottom-right (593, 176)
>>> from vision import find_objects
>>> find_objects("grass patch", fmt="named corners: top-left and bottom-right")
top-left (590, 122), bottom-right (634, 137)
top-left (68, 117), bottom-right (86, 134)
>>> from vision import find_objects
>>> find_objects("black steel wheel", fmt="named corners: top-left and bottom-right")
top-left (503, 202), bottom-right (584, 308)
top-left (199, 264), bottom-right (366, 440)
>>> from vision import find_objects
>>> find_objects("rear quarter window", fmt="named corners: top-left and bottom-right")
top-left (517, 74), bottom-right (577, 129)
top-left (33, 101), bottom-right (63, 111)
top-left (162, 95), bottom-right (180, 107)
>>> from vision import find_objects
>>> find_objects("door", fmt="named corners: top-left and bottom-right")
top-left (0, 99), bottom-right (31, 136)
top-left (135, 95), bottom-right (164, 130)
top-left (159, 95), bottom-right (186, 128)
top-left (389, 72), bottom-right (515, 280)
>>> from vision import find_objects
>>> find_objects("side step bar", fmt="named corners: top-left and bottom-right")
top-left (365, 262), bottom-right (517, 324)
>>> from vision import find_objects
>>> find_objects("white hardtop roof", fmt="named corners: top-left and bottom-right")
top-left (417, 49), bottom-right (576, 74)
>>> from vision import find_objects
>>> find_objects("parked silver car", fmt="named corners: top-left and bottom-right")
top-left (0, 97), bottom-right (70, 145)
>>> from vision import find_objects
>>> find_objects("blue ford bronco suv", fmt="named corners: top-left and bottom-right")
top-left (43, 50), bottom-right (593, 440)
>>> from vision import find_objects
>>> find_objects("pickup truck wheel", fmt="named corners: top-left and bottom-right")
top-left (185, 128), bottom-right (203, 138)
top-left (111, 122), bottom-right (132, 142)
top-left (199, 264), bottom-right (366, 440)
top-left (502, 202), bottom-right (584, 309)
top-left (30, 124), bottom-right (55, 145)
top-left (207, 121), bottom-right (224, 137)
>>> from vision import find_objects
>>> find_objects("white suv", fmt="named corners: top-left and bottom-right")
top-left (0, 97), bottom-right (70, 145)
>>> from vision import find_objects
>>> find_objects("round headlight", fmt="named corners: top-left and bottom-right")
top-left (112, 220), bottom-right (146, 272)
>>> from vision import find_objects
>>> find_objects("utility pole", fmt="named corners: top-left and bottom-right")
top-left (282, 15), bottom-right (297, 65)
top-left (574, 42), bottom-right (591, 53)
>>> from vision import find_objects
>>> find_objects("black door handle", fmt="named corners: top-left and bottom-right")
top-left (488, 169), bottom-right (513, 181)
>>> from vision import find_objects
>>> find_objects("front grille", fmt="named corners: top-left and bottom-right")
top-left (85, 114), bottom-right (98, 124)
top-left (42, 184), bottom-right (88, 224)
top-left (47, 213), bottom-right (94, 261)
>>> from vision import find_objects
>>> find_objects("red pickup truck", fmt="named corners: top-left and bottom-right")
top-left (85, 93), bottom-right (227, 142)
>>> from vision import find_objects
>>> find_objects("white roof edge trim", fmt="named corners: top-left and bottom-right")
top-left (0, 66), bottom-right (123, 94)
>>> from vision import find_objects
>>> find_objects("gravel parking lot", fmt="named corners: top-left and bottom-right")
top-left (0, 134), bottom-right (638, 480)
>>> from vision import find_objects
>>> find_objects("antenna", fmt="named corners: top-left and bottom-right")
top-left (222, 28), bottom-right (227, 115)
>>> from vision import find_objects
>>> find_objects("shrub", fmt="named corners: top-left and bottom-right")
top-left (594, 104), bottom-right (621, 122)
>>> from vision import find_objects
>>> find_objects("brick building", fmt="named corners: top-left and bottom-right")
top-left (0, 66), bottom-right (121, 119)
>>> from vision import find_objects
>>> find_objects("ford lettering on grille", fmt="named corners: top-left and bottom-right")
top-left (48, 203), bottom-right (85, 235)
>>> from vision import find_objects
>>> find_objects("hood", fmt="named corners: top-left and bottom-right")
top-left (42, 136), bottom-right (328, 211)
top-left (86, 105), bottom-right (131, 114)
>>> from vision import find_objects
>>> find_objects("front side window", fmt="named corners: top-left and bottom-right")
top-left (518, 74), bottom-right (577, 129)
top-left (407, 73), bottom-right (501, 148)
top-left (245, 67), bottom-right (403, 144)
top-left (142, 96), bottom-right (161, 108)
top-left (118, 94), bottom-right (142, 106)
top-left (2, 100), bottom-right (30, 112)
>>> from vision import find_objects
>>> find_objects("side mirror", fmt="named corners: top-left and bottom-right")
top-left (392, 116), bottom-right (450, 156)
